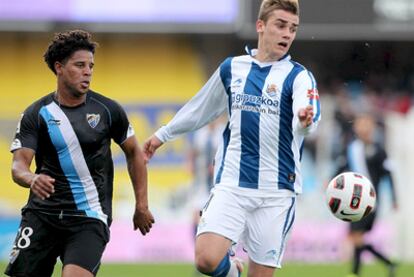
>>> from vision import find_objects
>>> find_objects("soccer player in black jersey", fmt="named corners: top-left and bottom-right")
top-left (337, 114), bottom-right (398, 277)
top-left (5, 30), bottom-right (154, 277)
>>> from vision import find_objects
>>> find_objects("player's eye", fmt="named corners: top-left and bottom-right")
top-left (276, 22), bottom-right (286, 29)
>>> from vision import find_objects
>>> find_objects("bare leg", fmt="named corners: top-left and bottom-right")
top-left (62, 264), bottom-right (93, 277)
top-left (195, 232), bottom-right (233, 273)
top-left (349, 231), bottom-right (365, 275)
top-left (247, 259), bottom-right (276, 277)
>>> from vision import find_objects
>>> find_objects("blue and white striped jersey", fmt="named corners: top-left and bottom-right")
top-left (155, 50), bottom-right (321, 197)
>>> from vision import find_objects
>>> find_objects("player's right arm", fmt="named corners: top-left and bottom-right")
top-left (10, 101), bottom-right (55, 200)
top-left (143, 67), bottom-right (229, 161)
top-left (11, 148), bottom-right (55, 200)
top-left (292, 69), bottom-right (321, 135)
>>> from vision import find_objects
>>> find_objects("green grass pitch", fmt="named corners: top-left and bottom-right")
top-left (1, 262), bottom-right (413, 276)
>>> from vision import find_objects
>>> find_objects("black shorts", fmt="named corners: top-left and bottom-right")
top-left (350, 211), bottom-right (376, 233)
top-left (5, 209), bottom-right (110, 277)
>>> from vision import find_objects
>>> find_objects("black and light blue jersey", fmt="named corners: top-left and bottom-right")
top-left (156, 49), bottom-right (321, 197)
top-left (10, 91), bottom-right (134, 225)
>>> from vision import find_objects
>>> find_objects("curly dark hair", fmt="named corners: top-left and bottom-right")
top-left (43, 30), bottom-right (98, 74)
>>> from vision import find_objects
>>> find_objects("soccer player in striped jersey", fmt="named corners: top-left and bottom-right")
top-left (144, 1), bottom-right (320, 276)
top-left (5, 30), bottom-right (154, 277)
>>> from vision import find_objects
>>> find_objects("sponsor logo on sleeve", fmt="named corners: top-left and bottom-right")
top-left (10, 138), bottom-right (22, 151)
top-left (127, 124), bottom-right (135, 137)
top-left (307, 89), bottom-right (319, 100)
top-left (15, 113), bottom-right (24, 134)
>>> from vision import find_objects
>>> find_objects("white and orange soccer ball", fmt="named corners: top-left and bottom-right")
top-left (326, 172), bottom-right (376, 222)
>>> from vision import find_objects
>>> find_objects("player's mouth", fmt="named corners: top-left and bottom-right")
top-left (80, 80), bottom-right (90, 89)
top-left (278, 42), bottom-right (288, 49)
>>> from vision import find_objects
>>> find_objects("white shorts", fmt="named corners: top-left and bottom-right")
top-left (197, 187), bottom-right (296, 268)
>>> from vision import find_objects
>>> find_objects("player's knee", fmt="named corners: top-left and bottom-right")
top-left (196, 252), bottom-right (231, 276)
top-left (195, 254), bottom-right (217, 273)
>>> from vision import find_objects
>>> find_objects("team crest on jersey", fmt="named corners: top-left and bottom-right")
top-left (266, 84), bottom-right (279, 97)
top-left (86, 113), bottom-right (100, 128)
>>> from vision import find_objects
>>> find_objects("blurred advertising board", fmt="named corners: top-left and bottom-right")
top-left (0, 0), bottom-right (240, 32)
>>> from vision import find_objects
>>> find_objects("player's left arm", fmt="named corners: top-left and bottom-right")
top-left (292, 70), bottom-right (321, 135)
top-left (120, 136), bottom-right (155, 235)
top-left (110, 101), bottom-right (154, 235)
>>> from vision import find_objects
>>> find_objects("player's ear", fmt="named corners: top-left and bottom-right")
top-left (256, 19), bottom-right (265, 33)
top-left (54, 61), bottom-right (63, 75)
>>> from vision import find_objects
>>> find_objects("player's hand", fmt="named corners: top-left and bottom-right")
top-left (143, 135), bottom-right (163, 163)
top-left (133, 206), bottom-right (155, 235)
top-left (298, 105), bottom-right (314, 128)
top-left (30, 174), bottom-right (55, 200)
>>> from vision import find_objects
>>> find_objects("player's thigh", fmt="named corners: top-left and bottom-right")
top-left (62, 264), bottom-right (94, 277)
top-left (196, 188), bottom-right (247, 258)
top-left (195, 232), bottom-right (233, 269)
top-left (248, 259), bottom-right (276, 277)
top-left (61, 218), bottom-right (109, 276)
top-left (5, 211), bottom-right (60, 277)
top-left (197, 188), bottom-right (247, 242)
top-left (244, 197), bottom-right (296, 268)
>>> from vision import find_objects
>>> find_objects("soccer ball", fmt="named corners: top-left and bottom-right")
top-left (326, 172), bottom-right (376, 222)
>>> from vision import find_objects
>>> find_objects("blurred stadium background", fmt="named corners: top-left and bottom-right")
top-left (1, 0), bottom-right (414, 276)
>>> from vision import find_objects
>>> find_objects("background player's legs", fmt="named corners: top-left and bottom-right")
top-left (195, 232), bottom-right (232, 274)
top-left (349, 231), bottom-right (364, 275)
top-left (62, 264), bottom-right (94, 277)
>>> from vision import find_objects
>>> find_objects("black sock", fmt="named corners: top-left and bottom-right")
top-left (364, 244), bottom-right (392, 265)
top-left (352, 246), bottom-right (364, 274)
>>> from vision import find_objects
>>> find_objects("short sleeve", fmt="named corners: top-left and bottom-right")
top-left (109, 101), bottom-right (134, 145)
top-left (10, 105), bottom-right (40, 152)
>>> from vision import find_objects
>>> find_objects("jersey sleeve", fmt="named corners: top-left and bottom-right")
top-left (10, 105), bottom-right (40, 153)
top-left (292, 69), bottom-right (321, 135)
top-left (155, 66), bottom-right (228, 142)
top-left (109, 101), bottom-right (135, 145)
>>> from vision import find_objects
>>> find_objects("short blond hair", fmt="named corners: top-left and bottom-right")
top-left (258, 0), bottom-right (299, 22)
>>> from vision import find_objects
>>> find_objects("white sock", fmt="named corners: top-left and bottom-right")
top-left (226, 260), bottom-right (240, 277)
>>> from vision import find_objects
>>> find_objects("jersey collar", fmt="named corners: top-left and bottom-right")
top-left (244, 45), bottom-right (291, 64)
